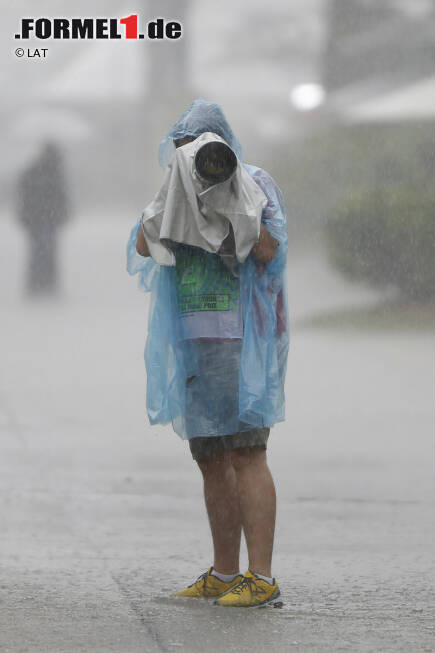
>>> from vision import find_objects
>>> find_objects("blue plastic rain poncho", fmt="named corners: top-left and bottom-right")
top-left (127, 99), bottom-right (289, 439)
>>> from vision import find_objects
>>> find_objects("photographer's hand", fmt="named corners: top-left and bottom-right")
top-left (136, 220), bottom-right (151, 257)
top-left (251, 223), bottom-right (279, 264)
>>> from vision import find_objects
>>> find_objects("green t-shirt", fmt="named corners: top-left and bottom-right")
top-left (174, 244), bottom-right (242, 339)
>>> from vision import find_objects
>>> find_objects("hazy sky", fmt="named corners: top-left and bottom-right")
top-left (3, 1), bottom-right (326, 139)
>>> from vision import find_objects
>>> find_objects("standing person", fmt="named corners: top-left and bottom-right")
top-left (16, 141), bottom-right (70, 296)
top-left (127, 99), bottom-right (289, 607)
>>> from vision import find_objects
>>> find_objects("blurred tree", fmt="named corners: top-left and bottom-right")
top-left (147, 0), bottom-right (191, 102)
top-left (142, 0), bottom-right (196, 190)
top-left (321, 122), bottom-right (435, 302)
top-left (269, 122), bottom-right (435, 238)
top-left (326, 184), bottom-right (435, 301)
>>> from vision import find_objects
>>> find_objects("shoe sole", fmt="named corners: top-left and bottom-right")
top-left (214, 587), bottom-right (282, 608)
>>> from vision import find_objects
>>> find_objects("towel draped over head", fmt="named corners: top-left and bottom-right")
top-left (141, 131), bottom-right (267, 267)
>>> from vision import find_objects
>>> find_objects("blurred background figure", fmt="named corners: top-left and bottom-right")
top-left (16, 141), bottom-right (70, 297)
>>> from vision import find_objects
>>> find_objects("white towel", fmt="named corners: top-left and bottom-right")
top-left (140, 132), bottom-right (267, 266)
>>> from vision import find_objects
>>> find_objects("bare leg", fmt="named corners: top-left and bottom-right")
top-left (231, 446), bottom-right (276, 577)
top-left (197, 451), bottom-right (242, 574)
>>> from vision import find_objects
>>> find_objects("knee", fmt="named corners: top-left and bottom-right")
top-left (230, 445), bottom-right (266, 471)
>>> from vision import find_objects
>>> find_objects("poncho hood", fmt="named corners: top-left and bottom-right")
top-left (158, 98), bottom-right (243, 169)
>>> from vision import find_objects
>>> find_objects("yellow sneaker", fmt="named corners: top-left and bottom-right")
top-left (214, 570), bottom-right (280, 607)
top-left (171, 567), bottom-right (243, 599)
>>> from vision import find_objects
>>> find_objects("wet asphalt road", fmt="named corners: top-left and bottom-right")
top-left (1, 217), bottom-right (434, 652)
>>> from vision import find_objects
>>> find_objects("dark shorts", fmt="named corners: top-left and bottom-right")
top-left (189, 427), bottom-right (270, 461)
top-left (184, 339), bottom-right (269, 458)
